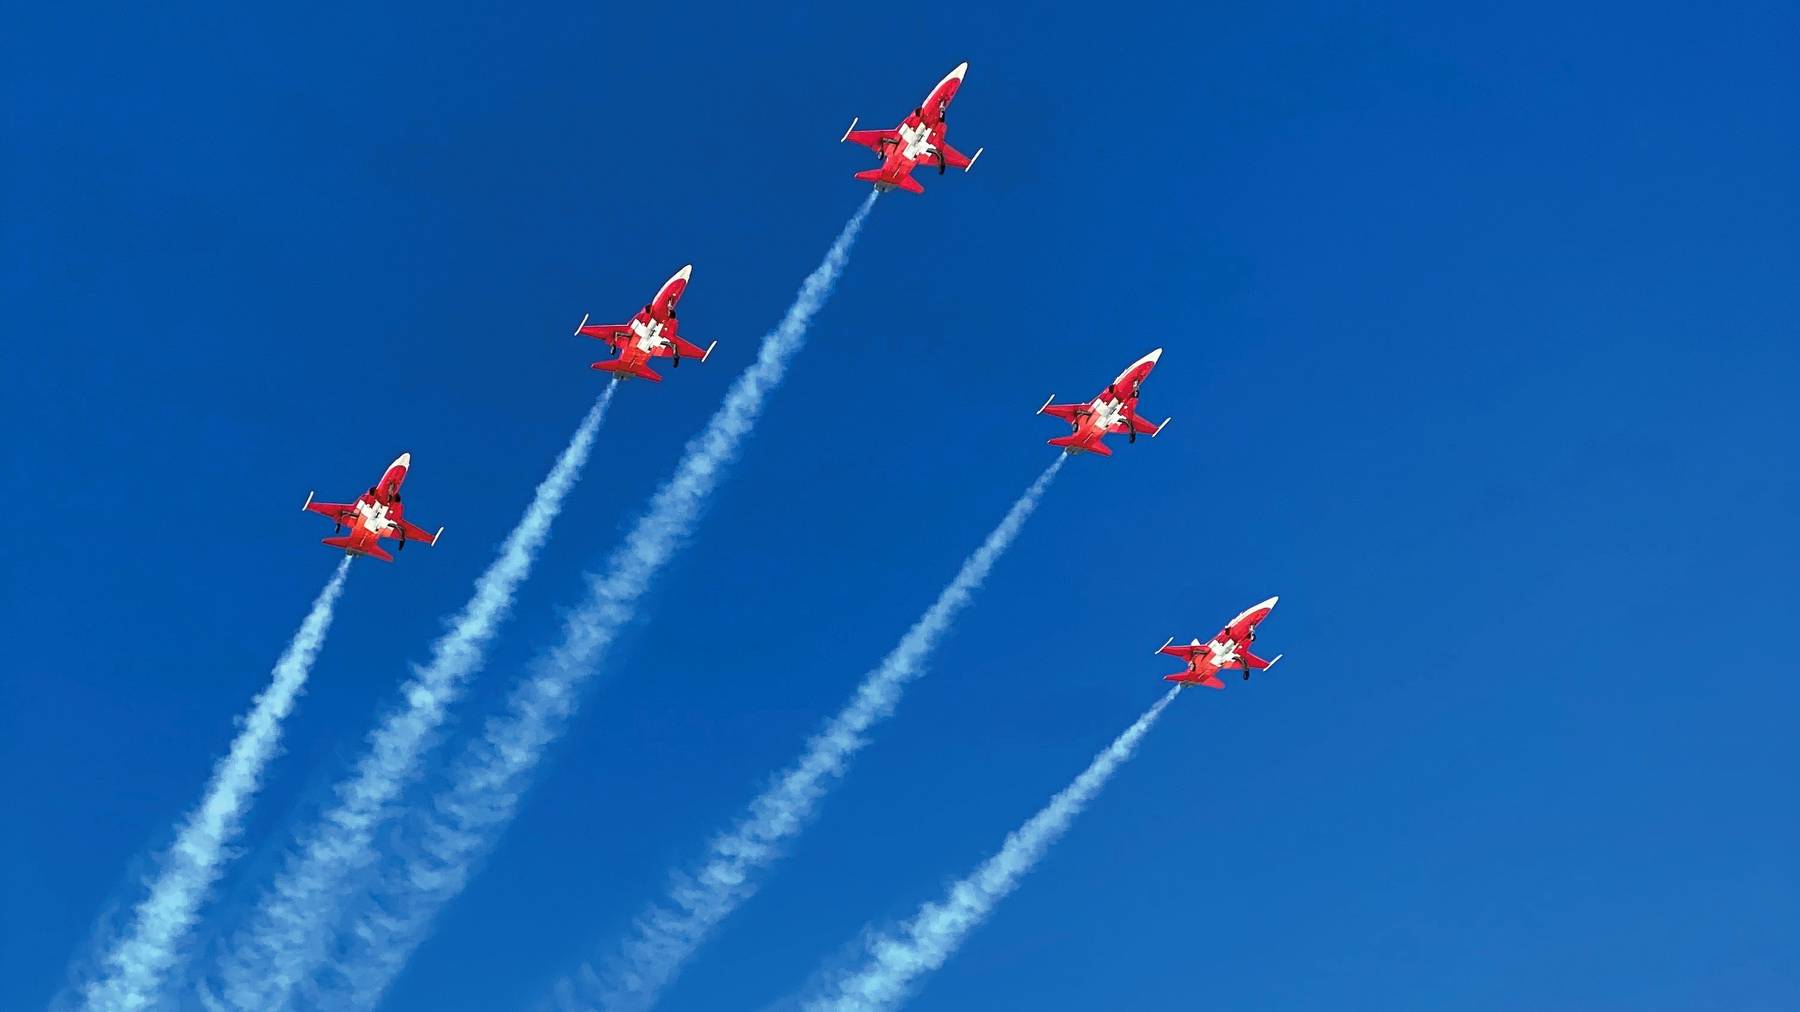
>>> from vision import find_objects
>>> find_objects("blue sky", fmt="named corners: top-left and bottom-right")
top-left (4, 2), bottom-right (1797, 1009)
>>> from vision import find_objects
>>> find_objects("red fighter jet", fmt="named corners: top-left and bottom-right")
top-left (840, 61), bottom-right (984, 194)
top-left (302, 453), bottom-right (443, 563)
top-left (1157, 597), bottom-right (1284, 689)
top-left (575, 265), bottom-right (715, 382)
top-left (1036, 349), bottom-right (1172, 456)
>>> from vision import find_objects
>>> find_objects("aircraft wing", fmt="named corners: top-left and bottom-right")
top-left (305, 498), bottom-right (356, 522)
top-left (1156, 639), bottom-right (1203, 661)
top-left (1126, 409), bottom-right (1170, 437)
top-left (389, 518), bottom-right (441, 546)
top-left (937, 141), bottom-right (981, 170)
top-left (843, 126), bottom-right (899, 154)
top-left (577, 317), bottom-right (635, 349)
top-left (1037, 399), bottom-right (1087, 424)
top-left (1236, 649), bottom-right (1281, 671)
top-left (651, 335), bottom-right (715, 362)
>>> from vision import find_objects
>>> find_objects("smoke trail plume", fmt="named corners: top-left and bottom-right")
top-left (314, 194), bottom-right (879, 1010)
top-left (71, 559), bottom-right (352, 1012)
top-left (207, 387), bottom-right (616, 1011)
top-left (804, 687), bottom-right (1180, 1012)
top-left (569, 455), bottom-right (1066, 1012)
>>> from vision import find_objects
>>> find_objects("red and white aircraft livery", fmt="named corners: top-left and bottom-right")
top-left (1037, 349), bottom-right (1172, 456)
top-left (575, 264), bottom-right (715, 383)
top-left (1157, 597), bottom-right (1284, 689)
top-left (302, 452), bottom-right (443, 563)
top-left (841, 61), bottom-right (983, 195)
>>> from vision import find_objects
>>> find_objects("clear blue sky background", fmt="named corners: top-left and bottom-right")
top-left (4, 2), bottom-right (1797, 1009)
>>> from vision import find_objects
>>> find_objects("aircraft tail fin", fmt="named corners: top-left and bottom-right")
top-left (322, 535), bottom-right (391, 562)
top-left (592, 358), bottom-right (662, 382)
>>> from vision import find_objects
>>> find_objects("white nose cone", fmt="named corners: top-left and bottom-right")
top-left (931, 62), bottom-right (969, 96)
top-left (1227, 595), bottom-right (1280, 629)
top-left (1116, 348), bottom-right (1164, 385)
top-left (672, 264), bottom-right (693, 284)
top-left (390, 452), bottom-right (412, 470)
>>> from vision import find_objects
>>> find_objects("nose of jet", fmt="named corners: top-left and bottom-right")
top-left (391, 452), bottom-right (412, 471)
top-left (672, 264), bottom-right (693, 284)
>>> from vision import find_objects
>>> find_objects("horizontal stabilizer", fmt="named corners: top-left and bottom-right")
top-left (1049, 434), bottom-right (1110, 456)
top-left (322, 535), bottom-right (391, 562)
top-left (593, 358), bottom-right (662, 382)
top-left (856, 168), bottom-right (924, 194)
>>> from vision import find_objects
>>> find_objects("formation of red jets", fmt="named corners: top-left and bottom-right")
top-left (299, 62), bottom-right (1284, 691)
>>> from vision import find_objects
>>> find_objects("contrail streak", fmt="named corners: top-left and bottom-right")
top-left (803, 686), bottom-right (1180, 1012)
top-left (315, 193), bottom-right (879, 1010)
top-left (72, 558), bottom-right (352, 1012)
top-left (568, 455), bottom-right (1067, 1012)
top-left (207, 386), bottom-right (617, 1012)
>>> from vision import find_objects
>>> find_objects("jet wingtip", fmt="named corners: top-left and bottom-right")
top-left (1155, 636), bottom-right (1174, 655)
top-left (574, 312), bottom-right (590, 336)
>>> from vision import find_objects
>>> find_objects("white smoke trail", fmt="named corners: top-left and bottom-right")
top-left (568, 454), bottom-right (1067, 1012)
top-left (804, 686), bottom-right (1180, 1012)
top-left (314, 194), bottom-right (880, 1010)
top-left (206, 386), bottom-right (617, 1011)
top-left (72, 558), bottom-right (352, 1012)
